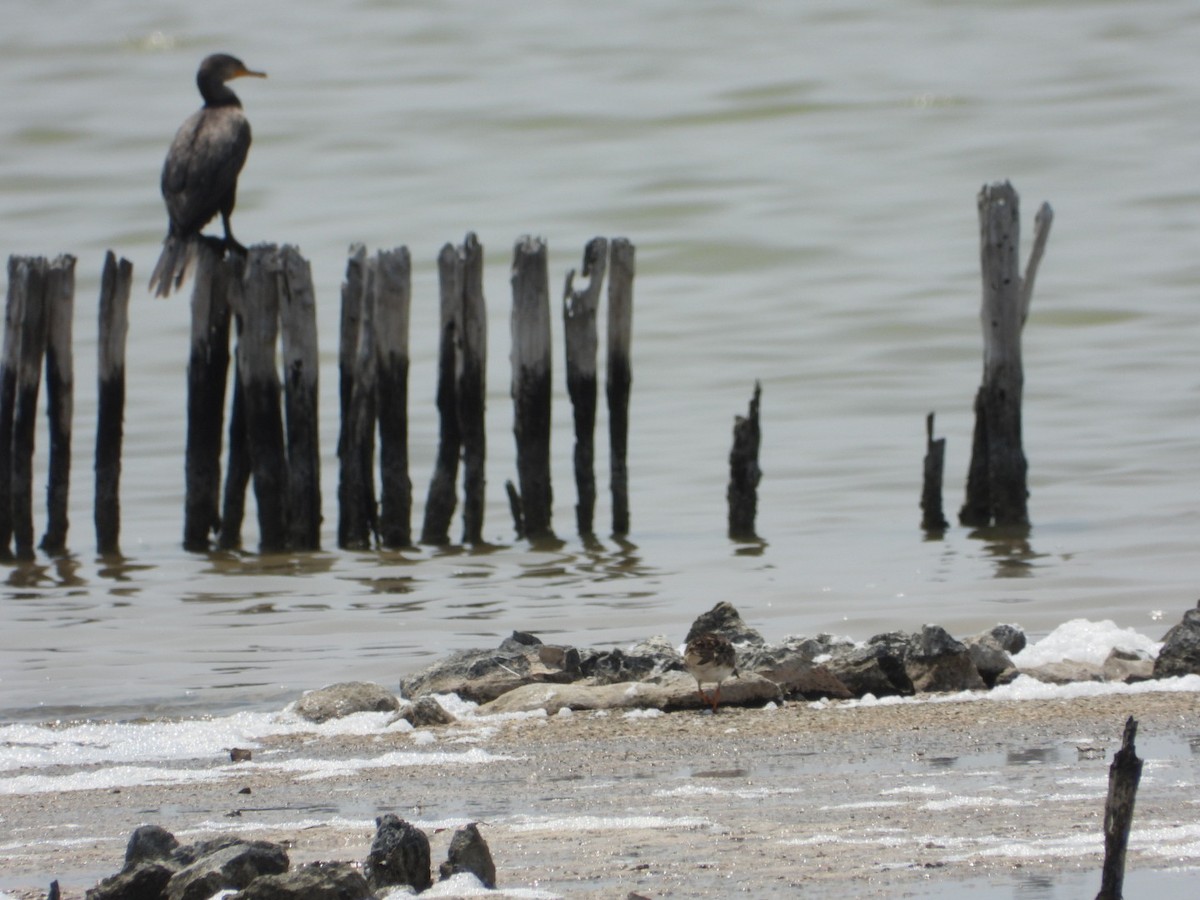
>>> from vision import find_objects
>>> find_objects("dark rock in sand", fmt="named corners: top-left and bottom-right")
top-left (293, 681), bottom-right (402, 723)
top-left (363, 814), bottom-right (431, 893)
top-left (826, 631), bottom-right (914, 698)
top-left (166, 840), bottom-right (289, 900)
top-left (125, 824), bottom-right (180, 868)
top-left (438, 822), bottom-right (496, 888)
top-left (906, 625), bottom-right (986, 693)
top-left (400, 632), bottom-right (581, 703)
top-left (783, 664), bottom-right (854, 700)
top-left (1153, 603), bottom-right (1200, 678)
top-left (964, 627), bottom-right (1023, 688)
top-left (229, 862), bottom-right (372, 900)
top-left (401, 695), bottom-right (457, 728)
top-left (86, 862), bottom-right (175, 900)
top-left (578, 637), bottom-right (684, 685)
top-left (684, 601), bottom-right (766, 646)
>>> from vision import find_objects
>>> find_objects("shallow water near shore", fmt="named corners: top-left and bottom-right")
top-left (1, 1), bottom-right (1199, 727)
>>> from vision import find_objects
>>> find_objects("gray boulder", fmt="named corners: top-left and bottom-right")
top-left (438, 823), bottom-right (496, 888)
top-left (906, 625), bottom-right (986, 693)
top-left (124, 824), bottom-right (180, 868)
top-left (293, 682), bottom-right (401, 723)
top-left (363, 814), bottom-right (431, 894)
top-left (1103, 647), bottom-right (1155, 684)
top-left (400, 632), bottom-right (580, 703)
top-left (401, 696), bottom-right (456, 728)
top-left (166, 840), bottom-right (289, 900)
top-left (1153, 604), bottom-right (1200, 678)
top-left (86, 863), bottom-right (174, 900)
top-left (1020, 660), bottom-right (1104, 685)
top-left (963, 626), bottom-right (1024, 688)
top-left (230, 863), bottom-right (373, 900)
top-left (825, 632), bottom-right (913, 698)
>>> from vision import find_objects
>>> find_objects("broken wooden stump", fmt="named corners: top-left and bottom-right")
top-left (728, 381), bottom-right (762, 541)
top-left (921, 412), bottom-right (948, 534)
top-left (1095, 716), bottom-right (1143, 900)
top-left (960, 181), bottom-right (1052, 530)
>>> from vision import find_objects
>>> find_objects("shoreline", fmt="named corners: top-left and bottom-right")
top-left (4, 687), bottom-right (1200, 898)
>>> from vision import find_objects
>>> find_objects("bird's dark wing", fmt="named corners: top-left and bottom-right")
top-left (161, 107), bottom-right (252, 236)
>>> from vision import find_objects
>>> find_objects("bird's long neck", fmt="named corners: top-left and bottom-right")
top-left (198, 76), bottom-right (242, 109)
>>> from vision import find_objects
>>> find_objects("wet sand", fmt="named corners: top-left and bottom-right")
top-left (4, 689), bottom-right (1199, 898)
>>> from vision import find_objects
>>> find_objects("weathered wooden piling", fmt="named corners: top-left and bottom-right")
top-left (606, 238), bottom-right (634, 538)
top-left (0, 260), bottom-right (22, 557)
top-left (233, 247), bottom-right (289, 553)
top-left (563, 237), bottom-right (607, 539)
top-left (510, 236), bottom-right (555, 544)
top-left (421, 243), bottom-right (463, 546)
top-left (95, 252), bottom-right (132, 557)
top-left (337, 245), bottom-right (378, 550)
top-left (921, 412), bottom-right (948, 533)
top-left (183, 243), bottom-right (234, 551)
top-left (4, 258), bottom-right (51, 559)
top-left (40, 255), bottom-right (76, 556)
top-left (1096, 716), bottom-right (1143, 900)
top-left (373, 248), bottom-right (413, 550)
top-left (278, 246), bottom-right (322, 551)
top-left (959, 181), bottom-right (1052, 530)
top-left (728, 381), bottom-right (762, 541)
top-left (458, 233), bottom-right (488, 546)
top-left (218, 352), bottom-right (251, 550)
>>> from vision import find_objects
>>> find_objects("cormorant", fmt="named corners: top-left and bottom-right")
top-left (149, 53), bottom-right (266, 297)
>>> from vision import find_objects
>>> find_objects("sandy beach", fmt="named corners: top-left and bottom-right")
top-left (4, 687), bottom-right (1199, 898)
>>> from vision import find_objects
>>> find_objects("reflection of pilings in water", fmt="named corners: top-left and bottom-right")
top-left (95, 252), bottom-right (133, 558)
top-left (563, 237), bottom-right (607, 540)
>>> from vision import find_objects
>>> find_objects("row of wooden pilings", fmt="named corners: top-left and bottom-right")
top-left (0, 234), bottom-right (635, 560)
top-left (184, 232), bottom-right (636, 554)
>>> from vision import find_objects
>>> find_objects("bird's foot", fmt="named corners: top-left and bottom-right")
top-left (223, 236), bottom-right (248, 257)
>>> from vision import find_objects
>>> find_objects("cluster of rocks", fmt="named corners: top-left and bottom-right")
top-left (86, 817), bottom-right (494, 900)
top-left (387, 600), bottom-right (1200, 716)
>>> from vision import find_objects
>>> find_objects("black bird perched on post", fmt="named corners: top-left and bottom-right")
top-left (149, 53), bottom-right (266, 297)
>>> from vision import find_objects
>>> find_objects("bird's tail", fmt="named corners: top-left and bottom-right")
top-left (148, 234), bottom-right (199, 298)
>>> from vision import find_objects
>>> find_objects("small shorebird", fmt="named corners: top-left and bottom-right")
top-left (684, 632), bottom-right (739, 713)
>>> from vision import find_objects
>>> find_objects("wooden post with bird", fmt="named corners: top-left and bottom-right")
top-left (563, 237), bottom-right (607, 541)
top-left (95, 251), bottom-right (132, 558)
top-left (959, 181), bottom-right (1052, 531)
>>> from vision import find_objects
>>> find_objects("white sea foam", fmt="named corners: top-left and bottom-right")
top-left (1013, 618), bottom-right (1162, 667)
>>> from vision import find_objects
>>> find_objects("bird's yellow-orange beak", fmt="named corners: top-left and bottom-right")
top-left (235, 66), bottom-right (267, 79)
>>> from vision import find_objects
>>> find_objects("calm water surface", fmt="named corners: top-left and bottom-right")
top-left (0, 0), bottom-right (1197, 720)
